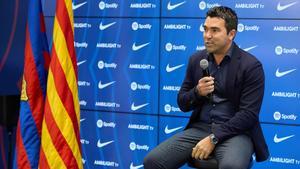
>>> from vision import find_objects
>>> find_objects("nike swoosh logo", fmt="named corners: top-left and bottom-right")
top-left (130, 163), bottom-right (144, 169)
top-left (132, 42), bottom-right (150, 51)
top-left (98, 81), bottom-right (116, 89)
top-left (80, 118), bottom-right (86, 122)
top-left (77, 60), bottom-right (87, 66)
top-left (167, 1), bottom-right (186, 10)
top-left (99, 22), bottom-right (116, 30)
top-left (166, 64), bottom-right (184, 72)
top-left (72, 1), bottom-right (87, 10)
top-left (164, 125), bottom-right (183, 134)
top-left (243, 45), bottom-right (257, 52)
top-left (131, 102), bottom-right (149, 111)
top-left (97, 140), bottom-right (114, 148)
top-left (277, 1), bottom-right (298, 11)
top-left (273, 134), bottom-right (295, 143)
top-left (275, 68), bottom-right (296, 77)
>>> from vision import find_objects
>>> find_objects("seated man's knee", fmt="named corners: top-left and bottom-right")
top-left (143, 152), bottom-right (161, 169)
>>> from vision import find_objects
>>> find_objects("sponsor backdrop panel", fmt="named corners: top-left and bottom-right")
top-left (232, 19), bottom-right (300, 124)
top-left (157, 116), bottom-right (190, 169)
top-left (158, 116), bottom-right (189, 143)
top-left (80, 110), bottom-right (158, 169)
top-left (43, 0), bottom-right (300, 18)
top-left (253, 123), bottom-right (300, 169)
top-left (161, 0), bottom-right (300, 18)
top-left (234, 19), bottom-right (300, 64)
top-left (73, 17), bottom-right (160, 115)
top-left (159, 18), bottom-right (203, 117)
top-left (39, 0), bottom-right (300, 169)
top-left (44, 0), bottom-right (160, 17)
top-left (90, 0), bottom-right (160, 17)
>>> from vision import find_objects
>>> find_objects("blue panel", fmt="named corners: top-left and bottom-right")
top-left (253, 123), bottom-right (300, 169)
top-left (232, 20), bottom-right (300, 124)
top-left (44, 1), bottom-right (160, 17)
top-left (158, 116), bottom-right (191, 169)
top-left (80, 110), bottom-right (158, 169)
top-left (72, 18), bottom-right (159, 115)
top-left (41, 1), bottom-right (300, 169)
top-left (162, 0), bottom-right (300, 19)
top-left (158, 116), bottom-right (189, 143)
top-left (87, 0), bottom-right (160, 17)
top-left (159, 18), bottom-right (203, 117)
top-left (161, 0), bottom-right (206, 17)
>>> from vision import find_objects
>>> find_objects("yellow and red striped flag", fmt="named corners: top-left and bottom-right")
top-left (38, 0), bottom-right (82, 168)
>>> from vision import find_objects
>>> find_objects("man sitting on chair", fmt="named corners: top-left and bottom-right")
top-left (144, 6), bottom-right (269, 169)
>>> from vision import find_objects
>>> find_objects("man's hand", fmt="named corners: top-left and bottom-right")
top-left (192, 136), bottom-right (215, 160)
top-left (196, 76), bottom-right (214, 97)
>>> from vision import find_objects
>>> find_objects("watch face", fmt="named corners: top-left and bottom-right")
top-left (212, 137), bottom-right (218, 144)
top-left (210, 134), bottom-right (218, 144)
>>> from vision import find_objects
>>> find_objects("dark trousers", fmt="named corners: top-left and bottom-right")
top-left (143, 123), bottom-right (253, 169)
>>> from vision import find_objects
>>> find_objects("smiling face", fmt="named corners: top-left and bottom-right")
top-left (203, 16), bottom-right (236, 56)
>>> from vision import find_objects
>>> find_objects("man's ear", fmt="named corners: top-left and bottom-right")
top-left (228, 29), bottom-right (236, 40)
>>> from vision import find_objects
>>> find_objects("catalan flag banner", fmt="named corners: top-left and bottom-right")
top-left (14, 0), bottom-right (50, 168)
top-left (38, 0), bottom-right (83, 168)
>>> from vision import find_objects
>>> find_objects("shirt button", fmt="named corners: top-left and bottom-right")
top-left (212, 104), bottom-right (216, 107)
top-left (190, 100), bottom-right (194, 105)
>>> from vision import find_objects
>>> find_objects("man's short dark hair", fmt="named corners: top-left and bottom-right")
top-left (206, 6), bottom-right (238, 33)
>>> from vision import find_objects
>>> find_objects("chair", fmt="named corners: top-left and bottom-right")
top-left (188, 157), bottom-right (253, 169)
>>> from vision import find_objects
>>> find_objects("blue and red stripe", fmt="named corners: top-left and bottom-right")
top-left (14, 0), bottom-right (50, 168)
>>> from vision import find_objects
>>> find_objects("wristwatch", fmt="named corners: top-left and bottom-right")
top-left (210, 134), bottom-right (218, 145)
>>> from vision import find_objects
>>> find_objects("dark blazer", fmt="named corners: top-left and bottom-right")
top-left (177, 43), bottom-right (269, 162)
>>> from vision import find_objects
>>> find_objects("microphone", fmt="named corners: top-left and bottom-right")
top-left (199, 59), bottom-right (213, 100)
top-left (200, 59), bottom-right (210, 77)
